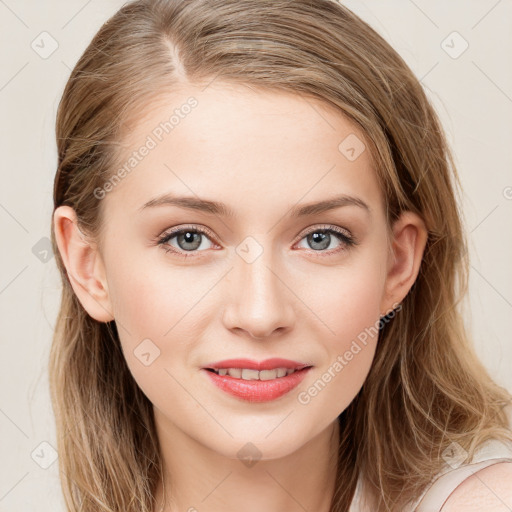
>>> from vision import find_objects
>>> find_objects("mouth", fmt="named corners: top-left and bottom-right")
top-left (201, 358), bottom-right (313, 402)
top-left (204, 367), bottom-right (309, 380)
top-left (202, 357), bottom-right (312, 379)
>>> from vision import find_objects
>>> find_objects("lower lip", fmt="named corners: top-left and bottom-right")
top-left (202, 367), bottom-right (312, 402)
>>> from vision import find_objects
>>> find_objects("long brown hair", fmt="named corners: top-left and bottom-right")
top-left (50, 1), bottom-right (512, 510)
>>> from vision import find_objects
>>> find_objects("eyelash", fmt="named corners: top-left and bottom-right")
top-left (155, 224), bottom-right (357, 259)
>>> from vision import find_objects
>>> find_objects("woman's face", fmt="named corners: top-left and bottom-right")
top-left (62, 81), bottom-right (422, 460)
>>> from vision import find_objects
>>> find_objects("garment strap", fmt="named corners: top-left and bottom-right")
top-left (415, 439), bottom-right (512, 512)
top-left (349, 427), bottom-right (512, 512)
top-left (416, 405), bottom-right (512, 511)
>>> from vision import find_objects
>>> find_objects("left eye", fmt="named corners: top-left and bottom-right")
top-left (296, 227), bottom-right (354, 253)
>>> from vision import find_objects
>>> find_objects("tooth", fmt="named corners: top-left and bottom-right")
top-left (227, 368), bottom-right (242, 378)
top-left (259, 369), bottom-right (278, 380)
top-left (241, 369), bottom-right (260, 380)
top-left (216, 367), bottom-right (297, 379)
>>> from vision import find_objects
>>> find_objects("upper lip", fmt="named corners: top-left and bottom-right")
top-left (203, 358), bottom-right (313, 371)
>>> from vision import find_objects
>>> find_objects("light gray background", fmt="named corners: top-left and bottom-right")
top-left (1, 0), bottom-right (511, 509)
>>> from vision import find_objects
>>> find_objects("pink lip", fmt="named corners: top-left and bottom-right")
top-left (202, 358), bottom-right (311, 371)
top-left (201, 359), bottom-right (313, 403)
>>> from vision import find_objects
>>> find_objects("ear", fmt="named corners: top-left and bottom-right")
top-left (380, 210), bottom-right (428, 315)
top-left (53, 205), bottom-right (114, 322)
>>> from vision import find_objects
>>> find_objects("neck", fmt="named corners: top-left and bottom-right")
top-left (154, 414), bottom-right (340, 512)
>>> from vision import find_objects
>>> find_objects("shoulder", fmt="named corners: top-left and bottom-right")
top-left (440, 461), bottom-right (512, 511)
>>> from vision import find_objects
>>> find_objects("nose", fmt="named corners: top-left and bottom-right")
top-left (221, 245), bottom-right (295, 340)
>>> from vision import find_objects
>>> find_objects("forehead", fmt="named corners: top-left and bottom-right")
top-left (104, 81), bottom-right (384, 222)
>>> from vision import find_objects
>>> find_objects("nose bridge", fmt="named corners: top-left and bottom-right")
top-left (239, 239), bottom-right (280, 298)
top-left (223, 234), bottom-right (294, 338)
top-left (237, 234), bottom-right (286, 306)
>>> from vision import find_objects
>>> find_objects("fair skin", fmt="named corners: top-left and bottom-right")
top-left (54, 80), bottom-right (454, 511)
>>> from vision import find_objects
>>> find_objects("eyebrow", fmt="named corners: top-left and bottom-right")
top-left (138, 193), bottom-right (371, 218)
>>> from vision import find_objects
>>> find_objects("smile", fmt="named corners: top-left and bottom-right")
top-left (202, 366), bottom-right (313, 402)
top-left (207, 367), bottom-right (298, 380)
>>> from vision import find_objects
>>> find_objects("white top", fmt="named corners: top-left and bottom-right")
top-left (413, 438), bottom-right (512, 511)
top-left (348, 407), bottom-right (512, 511)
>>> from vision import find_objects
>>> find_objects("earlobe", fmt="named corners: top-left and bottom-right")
top-left (380, 211), bottom-right (428, 314)
top-left (53, 206), bottom-right (114, 323)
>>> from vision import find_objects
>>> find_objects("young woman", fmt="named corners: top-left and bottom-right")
top-left (50, 0), bottom-right (512, 510)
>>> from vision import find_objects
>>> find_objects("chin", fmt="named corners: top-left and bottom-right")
top-left (204, 423), bottom-right (312, 462)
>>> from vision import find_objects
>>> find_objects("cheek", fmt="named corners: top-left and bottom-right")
top-left (308, 250), bottom-right (386, 346)
top-left (105, 262), bottom-right (198, 406)
top-left (106, 245), bottom-right (205, 340)
top-left (105, 253), bottom-right (213, 372)
top-left (295, 252), bottom-right (386, 413)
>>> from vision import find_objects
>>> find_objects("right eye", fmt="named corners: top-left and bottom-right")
top-left (157, 225), bottom-right (218, 258)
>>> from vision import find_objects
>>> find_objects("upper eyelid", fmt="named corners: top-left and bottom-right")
top-left (299, 223), bottom-right (352, 237)
top-left (159, 224), bottom-right (217, 242)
